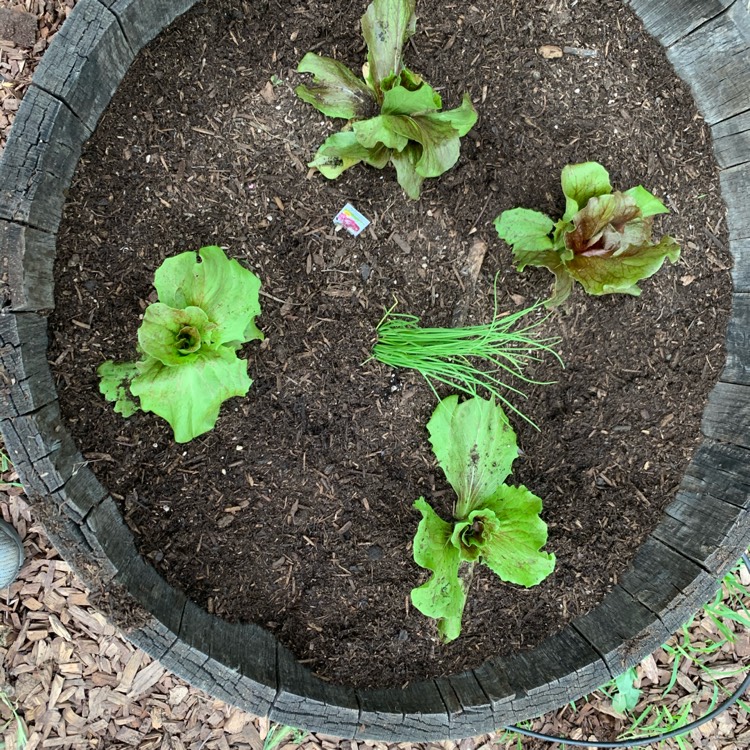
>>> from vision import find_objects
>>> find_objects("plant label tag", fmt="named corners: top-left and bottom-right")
top-left (334, 203), bottom-right (370, 237)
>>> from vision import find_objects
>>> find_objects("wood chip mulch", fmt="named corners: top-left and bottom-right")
top-left (1, 1), bottom-right (749, 748)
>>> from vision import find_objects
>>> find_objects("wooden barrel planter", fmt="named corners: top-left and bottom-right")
top-left (1, 0), bottom-right (749, 741)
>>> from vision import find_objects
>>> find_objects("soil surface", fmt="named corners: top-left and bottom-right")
top-left (48, 0), bottom-right (732, 688)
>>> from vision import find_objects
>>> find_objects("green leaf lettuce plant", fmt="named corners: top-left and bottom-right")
top-left (411, 396), bottom-right (555, 641)
top-left (295, 0), bottom-right (477, 198)
top-left (98, 246), bottom-right (263, 443)
top-left (494, 161), bottom-right (680, 306)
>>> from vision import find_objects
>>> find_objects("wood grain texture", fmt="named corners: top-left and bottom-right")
top-left (654, 490), bottom-right (750, 574)
top-left (0, 86), bottom-right (90, 233)
top-left (731, 239), bottom-right (750, 292)
top-left (84, 496), bottom-right (141, 578)
top-left (30, 0), bottom-right (133, 134)
top-left (0, 221), bottom-right (56, 312)
top-left (571, 585), bottom-right (672, 674)
top-left (684, 437), bottom-right (750, 511)
top-left (474, 628), bottom-right (610, 727)
top-left (434, 671), bottom-right (497, 740)
top-left (0, 312), bottom-right (56, 418)
top-left (272, 646), bottom-right (360, 738)
top-left (53, 463), bottom-right (108, 523)
top-left (0, 400), bottom-right (84, 502)
top-left (127, 617), bottom-right (180, 663)
top-left (721, 162), bottom-right (750, 242)
top-left (626, 0), bottom-right (735, 47)
top-left (653, 440), bottom-right (750, 574)
top-left (357, 682), bottom-right (452, 741)
top-left (156, 600), bottom-right (278, 718)
top-left (702, 381), bottom-right (750, 447)
top-left (0, 0), bottom-right (749, 740)
top-left (723, 293), bottom-right (750, 383)
top-left (618, 537), bottom-right (719, 635)
top-left (712, 109), bottom-right (750, 169)
top-left (662, 1), bottom-right (750, 125)
top-left (98, 0), bottom-right (199, 53)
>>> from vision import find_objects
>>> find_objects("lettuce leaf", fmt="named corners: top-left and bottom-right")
top-left (381, 81), bottom-right (442, 114)
top-left (138, 304), bottom-right (216, 366)
top-left (360, 0), bottom-right (416, 96)
top-left (410, 397), bottom-right (554, 641)
top-left (295, 53), bottom-right (376, 120)
top-left (130, 346), bottom-right (252, 444)
top-left (308, 131), bottom-right (391, 179)
top-left (426, 394), bottom-right (517, 517)
top-left (567, 234), bottom-right (681, 297)
top-left (389, 144), bottom-right (424, 199)
top-left (296, 0), bottom-right (476, 199)
top-left (98, 361), bottom-right (139, 418)
top-left (473, 485), bottom-right (556, 587)
top-left (560, 160), bottom-right (611, 222)
top-left (153, 245), bottom-right (263, 346)
top-left (411, 497), bottom-right (466, 643)
top-left (494, 162), bottom-right (680, 305)
top-left (98, 246), bottom-right (263, 443)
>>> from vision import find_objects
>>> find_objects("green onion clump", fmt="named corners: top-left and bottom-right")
top-left (371, 299), bottom-right (562, 426)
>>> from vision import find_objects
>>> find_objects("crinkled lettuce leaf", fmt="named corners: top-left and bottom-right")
top-left (295, 0), bottom-right (476, 199)
top-left (130, 346), bottom-right (252, 444)
top-left (494, 162), bottom-right (680, 305)
top-left (138, 304), bottom-right (216, 366)
top-left (295, 53), bottom-right (376, 120)
top-left (98, 246), bottom-right (263, 443)
top-left (474, 485), bottom-right (556, 587)
top-left (97, 361), bottom-right (139, 418)
top-left (411, 397), bottom-right (554, 641)
top-left (153, 245), bottom-right (263, 346)
top-left (567, 234), bottom-right (681, 297)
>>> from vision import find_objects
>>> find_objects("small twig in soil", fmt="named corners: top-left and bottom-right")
top-left (451, 238), bottom-right (488, 327)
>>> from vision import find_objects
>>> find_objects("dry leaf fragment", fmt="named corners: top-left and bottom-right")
top-left (260, 81), bottom-right (276, 104)
top-left (224, 709), bottom-right (250, 734)
top-left (169, 685), bottom-right (190, 707)
top-left (639, 652), bottom-right (659, 683)
top-left (539, 44), bottom-right (563, 59)
top-left (680, 274), bottom-right (696, 286)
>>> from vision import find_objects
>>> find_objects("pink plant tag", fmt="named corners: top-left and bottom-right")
top-left (334, 203), bottom-right (370, 237)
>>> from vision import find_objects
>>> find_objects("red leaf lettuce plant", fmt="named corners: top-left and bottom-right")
top-left (98, 246), bottom-right (263, 443)
top-left (412, 395), bottom-right (555, 641)
top-left (494, 161), bottom-right (680, 306)
top-left (295, 0), bottom-right (477, 199)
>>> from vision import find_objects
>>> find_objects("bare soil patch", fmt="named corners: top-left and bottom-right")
top-left (48, 0), bottom-right (731, 688)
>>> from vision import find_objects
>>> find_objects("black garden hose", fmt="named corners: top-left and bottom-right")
top-left (502, 554), bottom-right (750, 748)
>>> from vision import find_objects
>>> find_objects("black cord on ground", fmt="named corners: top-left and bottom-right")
top-left (502, 554), bottom-right (750, 748)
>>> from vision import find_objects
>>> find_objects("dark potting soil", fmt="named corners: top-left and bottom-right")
top-left (48, 0), bottom-right (732, 688)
